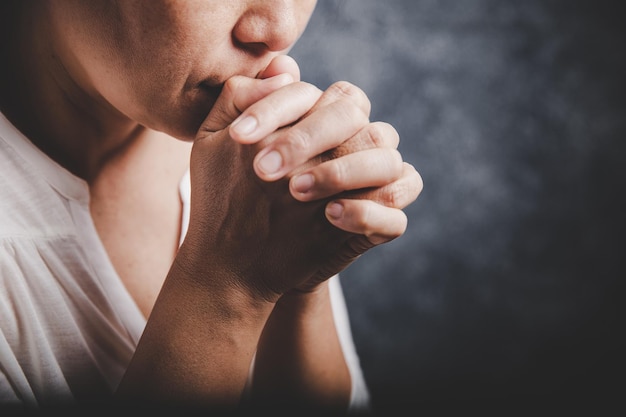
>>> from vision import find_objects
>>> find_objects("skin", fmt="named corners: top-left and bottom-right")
top-left (0, 0), bottom-right (423, 412)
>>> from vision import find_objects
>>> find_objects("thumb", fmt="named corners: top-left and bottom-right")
top-left (198, 72), bottom-right (293, 134)
top-left (258, 54), bottom-right (301, 82)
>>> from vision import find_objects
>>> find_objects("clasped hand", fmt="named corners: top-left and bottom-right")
top-left (185, 55), bottom-right (422, 303)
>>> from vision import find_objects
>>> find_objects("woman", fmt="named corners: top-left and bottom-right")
top-left (0, 0), bottom-right (422, 413)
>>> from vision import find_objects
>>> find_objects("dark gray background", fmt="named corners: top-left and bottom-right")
top-left (290, 0), bottom-right (626, 412)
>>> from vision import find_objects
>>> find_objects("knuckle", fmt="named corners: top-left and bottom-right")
top-left (222, 77), bottom-right (241, 100)
top-left (296, 81), bottom-right (322, 100)
top-left (369, 122), bottom-right (400, 148)
top-left (386, 149), bottom-right (405, 179)
top-left (329, 81), bottom-right (371, 114)
top-left (283, 126), bottom-right (312, 155)
top-left (370, 211), bottom-right (406, 244)
top-left (364, 123), bottom-right (387, 148)
top-left (329, 80), bottom-right (360, 98)
top-left (352, 202), bottom-right (371, 231)
top-left (383, 188), bottom-right (401, 208)
top-left (336, 99), bottom-right (369, 127)
top-left (380, 183), bottom-right (404, 208)
top-left (222, 76), bottom-right (238, 92)
top-left (223, 77), bottom-right (248, 114)
top-left (387, 212), bottom-right (408, 239)
top-left (380, 165), bottom-right (423, 208)
top-left (325, 161), bottom-right (348, 189)
top-left (364, 149), bottom-right (403, 184)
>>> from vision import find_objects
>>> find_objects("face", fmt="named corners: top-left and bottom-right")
top-left (46, 0), bottom-right (317, 140)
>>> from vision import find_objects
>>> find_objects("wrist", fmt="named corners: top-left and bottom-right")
top-left (274, 280), bottom-right (331, 318)
top-left (169, 244), bottom-right (278, 321)
top-left (175, 233), bottom-right (282, 299)
top-left (118, 247), bottom-right (277, 404)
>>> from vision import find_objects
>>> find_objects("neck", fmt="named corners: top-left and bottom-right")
top-left (0, 1), bottom-right (146, 182)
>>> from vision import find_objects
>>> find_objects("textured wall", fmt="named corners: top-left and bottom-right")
top-left (290, 0), bottom-right (626, 411)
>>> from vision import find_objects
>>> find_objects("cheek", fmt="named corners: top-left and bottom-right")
top-left (99, 12), bottom-right (229, 137)
top-left (123, 80), bottom-right (218, 141)
top-left (51, 0), bottom-right (227, 139)
top-left (91, 39), bottom-right (211, 139)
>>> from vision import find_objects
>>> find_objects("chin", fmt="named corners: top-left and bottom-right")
top-left (149, 90), bottom-right (220, 141)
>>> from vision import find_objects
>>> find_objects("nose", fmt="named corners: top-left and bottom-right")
top-left (233, 1), bottom-right (303, 53)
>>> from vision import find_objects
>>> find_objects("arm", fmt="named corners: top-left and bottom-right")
top-left (117, 55), bottom-right (421, 411)
top-left (115, 248), bottom-right (275, 408)
top-left (251, 281), bottom-right (352, 409)
top-left (229, 57), bottom-right (419, 411)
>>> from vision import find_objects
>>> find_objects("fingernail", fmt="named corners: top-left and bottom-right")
top-left (231, 115), bottom-right (257, 136)
top-left (326, 202), bottom-right (343, 220)
top-left (257, 150), bottom-right (283, 175)
top-left (292, 173), bottom-right (315, 194)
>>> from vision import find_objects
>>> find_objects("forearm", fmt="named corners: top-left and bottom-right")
top-left (115, 254), bottom-right (275, 408)
top-left (250, 281), bottom-right (351, 410)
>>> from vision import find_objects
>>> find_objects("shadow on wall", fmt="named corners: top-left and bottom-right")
top-left (290, 0), bottom-right (626, 411)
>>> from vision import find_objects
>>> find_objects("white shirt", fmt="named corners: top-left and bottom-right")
top-left (0, 112), bottom-right (370, 411)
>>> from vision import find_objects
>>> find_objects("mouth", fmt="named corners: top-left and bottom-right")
top-left (198, 79), bottom-right (225, 97)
